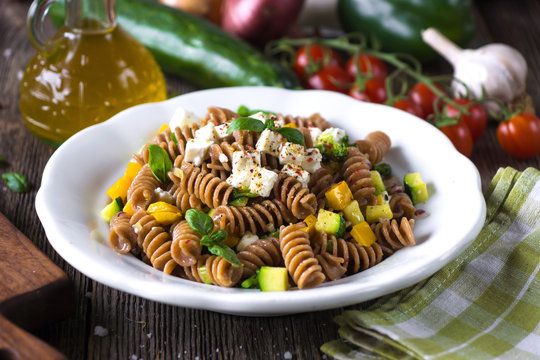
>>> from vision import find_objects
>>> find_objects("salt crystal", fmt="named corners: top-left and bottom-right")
top-left (17, 70), bottom-right (23, 81)
top-left (3, 48), bottom-right (12, 58)
top-left (93, 326), bottom-right (108, 337)
top-left (284, 351), bottom-right (292, 359)
top-left (216, 348), bottom-right (219, 353)
top-left (146, 333), bottom-right (152, 339)
top-left (130, 355), bottom-right (137, 360)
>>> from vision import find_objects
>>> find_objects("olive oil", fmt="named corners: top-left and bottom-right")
top-left (20, 7), bottom-right (167, 146)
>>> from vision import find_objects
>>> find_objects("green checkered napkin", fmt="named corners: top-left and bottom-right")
top-left (322, 167), bottom-right (540, 360)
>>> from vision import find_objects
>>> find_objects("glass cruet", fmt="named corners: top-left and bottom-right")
top-left (19, 0), bottom-right (167, 147)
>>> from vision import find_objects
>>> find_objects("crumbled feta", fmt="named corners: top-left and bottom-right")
top-left (214, 123), bottom-right (230, 139)
top-left (219, 153), bottom-right (228, 163)
top-left (302, 148), bottom-right (322, 173)
top-left (194, 123), bottom-right (217, 143)
top-left (249, 112), bottom-right (267, 123)
top-left (232, 150), bottom-right (261, 173)
top-left (317, 127), bottom-right (347, 145)
top-left (256, 129), bottom-right (283, 157)
top-left (308, 126), bottom-right (323, 144)
top-left (281, 164), bottom-right (310, 188)
top-left (169, 107), bottom-right (200, 130)
top-left (236, 232), bottom-right (259, 252)
top-left (279, 142), bottom-right (306, 166)
top-left (184, 138), bottom-right (212, 166)
top-left (226, 170), bottom-right (252, 188)
top-left (249, 167), bottom-right (278, 197)
top-left (154, 187), bottom-right (174, 203)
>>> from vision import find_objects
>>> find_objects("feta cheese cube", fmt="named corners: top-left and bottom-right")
top-left (317, 127), bottom-right (347, 145)
top-left (302, 148), bottom-right (322, 173)
top-left (226, 170), bottom-right (252, 189)
top-left (308, 126), bottom-right (323, 144)
top-left (154, 187), bottom-right (174, 204)
top-left (281, 164), bottom-right (310, 188)
top-left (232, 150), bottom-right (261, 173)
top-left (256, 129), bottom-right (283, 157)
top-left (249, 112), bottom-right (267, 123)
top-left (249, 167), bottom-right (278, 197)
top-left (169, 107), bottom-right (200, 130)
top-left (250, 112), bottom-right (283, 128)
top-left (214, 123), bottom-right (230, 139)
top-left (194, 123), bottom-right (217, 143)
top-left (184, 138), bottom-right (212, 166)
top-left (219, 153), bottom-right (229, 163)
top-left (273, 116), bottom-right (285, 128)
top-left (279, 142), bottom-right (306, 166)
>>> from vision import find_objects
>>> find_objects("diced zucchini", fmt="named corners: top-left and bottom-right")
top-left (325, 181), bottom-right (353, 210)
top-left (350, 221), bottom-right (376, 247)
top-left (370, 170), bottom-right (386, 195)
top-left (207, 208), bottom-right (216, 218)
top-left (404, 172), bottom-right (429, 204)
top-left (241, 274), bottom-right (259, 289)
top-left (100, 197), bottom-right (124, 223)
top-left (342, 200), bottom-right (364, 225)
top-left (315, 209), bottom-right (346, 237)
top-left (301, 214), bottom-right (318, 237)
top-left (198, 265), bottom-right (213, 285)
top-left (229, 197), bottom-right (249, 207)
top-left (366, 204), bottom-right (393, 223)
top-left (257, 266), bottom-right (289, 292)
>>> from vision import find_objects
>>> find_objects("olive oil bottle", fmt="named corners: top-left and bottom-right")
top-left (20, 0), bottom-right (167, 146)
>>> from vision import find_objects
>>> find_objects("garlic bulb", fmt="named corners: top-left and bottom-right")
top-left (422, 28), bottom-right (528, 113)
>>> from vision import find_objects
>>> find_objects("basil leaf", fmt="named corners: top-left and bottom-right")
top-left (264, 118), bottom-right (275, 131)
top-left (208, 243), bottom-right (244, 267)
top-left (2, 172), bottom-right (29, 193)
top-left (210, 229), bottom-right (227, 244)
top-left (226, 117), bottom-right (266, 134)
top-left (147, 144), bottom-right (172, 183)
top-left (241, 274), bottom-right (259, 289)
top-left (231, 187), bottom-right (259, 200)
top-left (276, 127), bottom-right (305, 145)
top-left (170, 132), bottom-right (178, 146)
top-left (200, 235), bottom-right (213, 246)
top-left (237, 105), bottom-right (275, 117)
top-left (185, 209), bottom-right (214, 236)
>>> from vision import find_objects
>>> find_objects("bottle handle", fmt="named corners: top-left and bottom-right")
top-left (27, 0), bottom-right (60, 54)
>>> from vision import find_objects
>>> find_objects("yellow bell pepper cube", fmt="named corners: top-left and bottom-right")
top-left (350, 221), bottom-right (376, 247)
top-left (301, 214), bottom-right (318, 237)
top-left (342, 200), bottom-right (364, 225)
top-left (366, 204), bottom-right (393, 224)
top-left (370, 170), bottom-right (386, 195)
top-left (122, 200), bottom-right (135, 216)
top-left (158, 123), bottom-right (169, 133)
top-left (282, 123), bottom-right (298, 129)
top-left (325, 181), bottom-right (354, 210)
top-left (106, 161), bottom-right (142, 200)
top-left (147, 202), bottom-right (182, 225)
top-left (375, 191), bottom-right (389, 205)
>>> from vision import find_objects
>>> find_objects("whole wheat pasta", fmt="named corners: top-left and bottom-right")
top-left (109, 212), bottom-right (138, 254)
top-left (385, 177), bottom-right (416, 219)
top-left (271, 173), bottom-right (317, 219)
top-left (341, 147), bottom-right (376, 206)
top-left (183, 254), bottom-right (243, 287)
top-left (355, 131), bottom-right (391, 165)
top-left (237, 237), bottom-right (282, 279)
top-left (202, 106), bottom-right (239, 126)
top-left (171, 220), bottom-right (203, 266)
top-left (276, 112), bottom-right (332, 130)
top-left (127, 164), bottom-right (161, 211)
top-left (372, 218), bottom-right (416, 257)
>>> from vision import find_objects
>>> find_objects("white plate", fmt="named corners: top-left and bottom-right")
top-left (36, 87), bottom-right (486, 316)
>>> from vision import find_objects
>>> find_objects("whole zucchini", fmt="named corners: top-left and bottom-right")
top-left (49, 0), bottom-right (299, 89)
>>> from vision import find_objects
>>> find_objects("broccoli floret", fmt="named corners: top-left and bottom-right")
top-left (316, 134), bottom-right (350, 163)
top-left (373, 163), bottom-right (392, 179)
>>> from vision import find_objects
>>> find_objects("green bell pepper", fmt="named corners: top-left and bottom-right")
top-left (337, 0), bottom-right (475, 62)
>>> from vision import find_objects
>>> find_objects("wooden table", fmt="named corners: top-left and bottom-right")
top-left (1, 0), bottom-right (539, 358)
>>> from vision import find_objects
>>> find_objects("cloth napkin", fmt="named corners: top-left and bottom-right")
top-left (322, 167), bottom-right (540, 360)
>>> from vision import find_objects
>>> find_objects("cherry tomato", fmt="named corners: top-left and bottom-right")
top-left (346, 54), bottom-right (388, 80)
top-left (349, 79), bottom-right (387, 104)
top-left (445, 99), bottom-right (487, 142)
top-left (440, 122), bottom-right (474, 157)
top-left (409, 82), bottom-right (445, 118)
top-left (293, 45), bottom-right (343, 79)
top-left (305, 65), bottom-right (353, 93)
top-left (392, 99), bottom-right (424, 118)
top-left (497, 112), bottom-right (540, 159)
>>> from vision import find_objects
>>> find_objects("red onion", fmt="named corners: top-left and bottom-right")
top-left (221, 0), bottom-right (305, 46)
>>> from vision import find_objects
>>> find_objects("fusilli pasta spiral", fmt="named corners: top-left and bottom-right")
top-left (341, 147), bottom-right (376, 206)
top-left (272, 173), bottom-right (317, 219)
top-left (372, 218), bottom-right (416, 256)
top-left (183, 254), bottom-right (243, 287)
top-left (237, 237), bottom-right (282, 279)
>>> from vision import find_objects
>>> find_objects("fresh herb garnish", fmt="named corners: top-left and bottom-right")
top-left (2, 172), bottom-right (29, 193)
top-left (147, 144), bottom-right (173, 183)
top-left (276, 127), bottom-right (305, 146)
top-left (226, 117), bottom-right (266, 134)
top-left (186, 209), bottom-right (214, 236)
top-left (373, 163), bottom-right (392, 180)
top-left (262, 229), bottom-right (280, 239)
top-left (227, 114), bottom-right (305, 146)
top-left (185, 209), bottom-right (243, 267)
top-left (237, 105), bottom-right (275, 117)
top-left (170, 132), bottom-right (178, 146)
